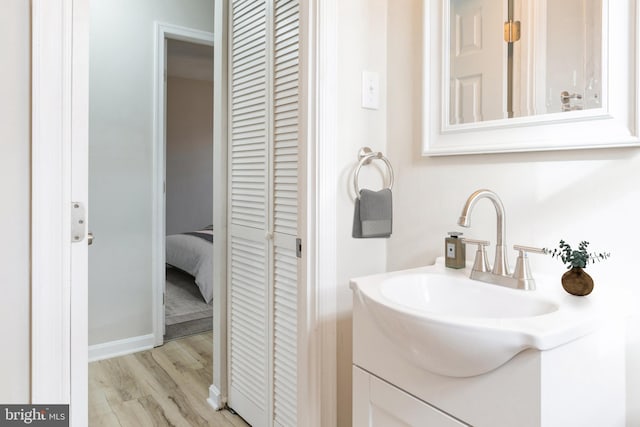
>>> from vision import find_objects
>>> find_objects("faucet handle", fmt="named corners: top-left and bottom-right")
top-left (461, 238), bottom-right (490, 247)
top-left (461, 238), bottom-right (491, 273)
top-left (512, 245), bottom-right (545, 290)
top-left (513, 245), bottom-right (546, 255)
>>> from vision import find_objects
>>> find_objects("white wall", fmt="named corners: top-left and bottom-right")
top-left (387, 0), bottom-right (640, 424)
top-left (166, 76), bottom-right (214, 235)
top-left (89, 0), bottom-right (214, 345)
top-left (336, 1), bottom-right (389, 425)
top-left (0, 0), bottom-right (31, 403)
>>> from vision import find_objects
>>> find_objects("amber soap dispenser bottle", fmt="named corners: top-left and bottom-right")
top-left (445, 231), bottom-right (465, 269)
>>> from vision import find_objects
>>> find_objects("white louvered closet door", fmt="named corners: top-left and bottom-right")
top-left (228, 1), bottom-right (300, 426)
top-left (271, 0), bottom-right (299, 425)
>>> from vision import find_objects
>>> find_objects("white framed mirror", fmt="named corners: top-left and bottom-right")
top-left (422, 0), bottom-right (640, 156)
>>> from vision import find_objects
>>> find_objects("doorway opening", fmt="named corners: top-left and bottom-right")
top-left (163, 38), bottom-right (215, 342)
top-left (151, 24), bottom-right (215, 347)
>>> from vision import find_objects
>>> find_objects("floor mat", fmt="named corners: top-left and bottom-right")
top-left (165, 266), bottom-right (212, 340)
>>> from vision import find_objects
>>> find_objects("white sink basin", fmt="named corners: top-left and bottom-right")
top-left (380, 274), bottom-right (558, 318)
top-left (350, 259), bottom-right (602, 377)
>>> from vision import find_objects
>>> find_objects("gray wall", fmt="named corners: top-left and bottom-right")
top-left (0, 0), bottom-right (31, 402)
top-left (166, 76), bottom-right (214, 235)
top-left (89, 0), bottom-right (214, 345)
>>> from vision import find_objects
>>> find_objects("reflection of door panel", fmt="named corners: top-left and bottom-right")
top-left (545, 0), bottom-right (602, 113)
top-left (450, 0), bottom-right (506, 124)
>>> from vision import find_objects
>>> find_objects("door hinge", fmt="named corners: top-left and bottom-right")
top-left (71, 202), bottom-right (86, 243)
top-left (503, 20), bottom-right (521, 43)
top-left (296, 238), bottom-right (302, 258)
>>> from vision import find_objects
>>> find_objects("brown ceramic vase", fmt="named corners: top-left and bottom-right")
top-left (561, 267), bottom-right (594, 296)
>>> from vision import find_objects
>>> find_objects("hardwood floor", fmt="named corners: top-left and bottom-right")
top-left (89, 331), bottom-right (249, 427)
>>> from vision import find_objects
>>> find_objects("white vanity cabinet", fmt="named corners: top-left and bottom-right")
top-left (351, 283), bottom-right (626, 427)
top-left (353, 366), bottom-right (467, 426)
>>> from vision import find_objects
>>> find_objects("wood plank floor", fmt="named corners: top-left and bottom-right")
top-left (89, 331), bottom-right (249, 427)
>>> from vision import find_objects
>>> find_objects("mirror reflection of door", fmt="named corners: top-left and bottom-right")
top-left (546, 0), bottom-right (602, 113)
top-left (449, 0), bottom-right (506, 124)
top-left (448, 0), bottom-right (602, 125)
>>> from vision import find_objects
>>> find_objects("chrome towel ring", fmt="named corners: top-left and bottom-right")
top-left (353, 147), bottom-right (394, 195)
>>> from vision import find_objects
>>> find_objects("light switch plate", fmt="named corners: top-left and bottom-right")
top-left (362, 71), bottom-right (380, 110)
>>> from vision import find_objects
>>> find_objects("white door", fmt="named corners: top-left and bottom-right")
top-left (227, 1), bottom-right (270, 424)
top-left (70, 3), bottom-right (90, 424)
top-left (31, 0), bottom-right (89, 425)
top-left (270, 0), bottom-right (301, 422)
top-left (227, 0), bottom-right (301, 426)
top-left (449, 0), bottom-right (506, 124)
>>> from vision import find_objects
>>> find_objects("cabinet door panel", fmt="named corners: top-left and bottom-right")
top-left (353, 366), bottom-right (468, 427)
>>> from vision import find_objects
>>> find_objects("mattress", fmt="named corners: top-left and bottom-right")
top-left (165, 226), bottom-right (213, 303)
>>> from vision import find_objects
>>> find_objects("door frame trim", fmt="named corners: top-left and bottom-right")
top-left (306, 0), bottom-right (338, 423)
top-left (31, 0), bottom-right (72, 404)
top-left (151, 22), bottom-right (215, 347)
top-left (293, 1), bottom-right (341, 422)
top-left (209, 0), bottom-right (229, 409)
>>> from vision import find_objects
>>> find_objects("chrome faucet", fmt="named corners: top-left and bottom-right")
top-left (458, 189), bottom-right (509, 276)
top-left (457, 189), bottom-right (544, 290)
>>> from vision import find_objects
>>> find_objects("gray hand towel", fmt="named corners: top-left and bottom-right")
top-left (352, 188), bottom-right (392, 238)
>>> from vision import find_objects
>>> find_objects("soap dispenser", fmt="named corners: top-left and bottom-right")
top-left (445, 231), bottom-right (465, 269)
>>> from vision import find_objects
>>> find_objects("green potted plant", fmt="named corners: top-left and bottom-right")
top-left (544, 240), bottom-right (610, 296)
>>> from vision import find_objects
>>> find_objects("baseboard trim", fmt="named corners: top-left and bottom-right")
top-left (207, 384), bottom-right (225, 410)
top-left (88, 334), bottom-right (155, 362)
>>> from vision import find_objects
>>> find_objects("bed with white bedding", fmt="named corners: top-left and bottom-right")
top-left (165, 226), bottom-right (213, 304)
